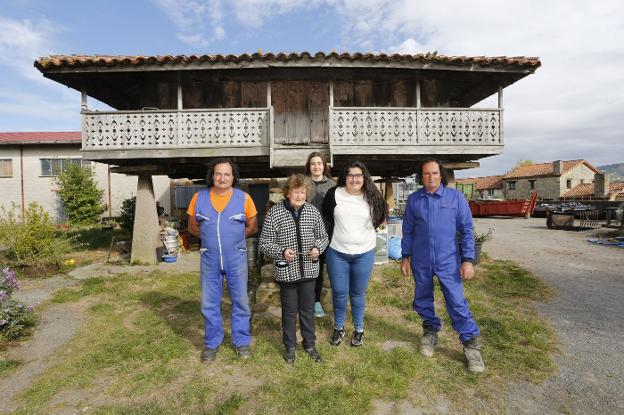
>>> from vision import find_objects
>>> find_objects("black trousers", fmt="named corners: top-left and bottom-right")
top-left (279, 278), bottom-right (316, 349)
top-left (314, 252), bottom-right (327, 302)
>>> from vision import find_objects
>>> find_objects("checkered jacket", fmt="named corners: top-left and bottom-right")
top-left (259, 201), bottom-right (329, 283)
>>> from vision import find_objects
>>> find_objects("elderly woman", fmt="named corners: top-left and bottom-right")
top-left (259, 174), bottom-right (329, 364)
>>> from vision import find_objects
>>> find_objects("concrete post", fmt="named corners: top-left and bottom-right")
top-left (446, 169), bottom-right (456, 188)
top-left (131, 174), bottom-right (160, 264)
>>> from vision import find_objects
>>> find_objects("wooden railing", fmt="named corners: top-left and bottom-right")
top-left (329, 107), bottom-right (502, 147)
top-left (82, 108), bottom-right (270, 150)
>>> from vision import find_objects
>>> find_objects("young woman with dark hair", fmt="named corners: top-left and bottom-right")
top-left (322, 160), bottom-right (387, 347)
top-left (304, 152), bottom-right (336, 318)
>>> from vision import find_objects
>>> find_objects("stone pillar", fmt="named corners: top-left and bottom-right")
top-left (446, 169), bottom-right (456, 188)
top-left (593, 172), bottom-right (609, 199)
top-left (131, 174), bottom-right (161, 264)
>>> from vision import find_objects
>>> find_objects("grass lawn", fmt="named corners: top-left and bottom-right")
top-left (11, 256), bottom-right (557, 414)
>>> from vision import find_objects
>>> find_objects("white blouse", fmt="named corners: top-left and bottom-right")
top-left (330, 187), bottom-right (376, 255)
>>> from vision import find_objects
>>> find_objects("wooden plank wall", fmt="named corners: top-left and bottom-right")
top-left (334, 79), bottom-right (415, 107)
top-left (272, 80), bottom-right (329, 145)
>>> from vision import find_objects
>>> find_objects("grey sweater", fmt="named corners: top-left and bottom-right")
top-left (307, 176), bottom-right (336, 214)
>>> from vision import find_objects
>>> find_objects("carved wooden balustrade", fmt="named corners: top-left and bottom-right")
top-left (82, 108), bottom-right (270, 150)
top-left (329, 107), bottom-right (502, 150)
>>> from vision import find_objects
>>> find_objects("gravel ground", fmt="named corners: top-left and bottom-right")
top-left (474, 218), bottom-right (624, 415)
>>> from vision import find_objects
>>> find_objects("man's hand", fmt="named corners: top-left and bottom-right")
top-left (460, 262), bottom-right (475, 280)
top-left (400, 258), bottom-right (411, 276)
top-left (283, 248), bottom-right (295, 262)
top-left (309, 247), bottom-right (320, 260)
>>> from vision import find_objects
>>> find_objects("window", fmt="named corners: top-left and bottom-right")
top-left (0, 159), bottom-right (12, 177)
top-left (488, 189), bottom-right (495, 196)
top-left (40, 158), bottom-right (90, 176)
top-left (566, 179), bottom-right (572, 189)
top-left (507, 181), bottom-right (517, 190)
top-left (529, 179), bottom-right (536, 190)
top-left (580, 179), bottom-right (584, 184)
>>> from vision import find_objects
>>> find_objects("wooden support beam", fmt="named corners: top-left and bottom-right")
top-left (442, 161), bottom-right (480, 170)
top-left (81, 88), bottom-right (88, 111)
top-left (416, 80), bottom-right (421, 108)
top-left (177, 72), bottom-right (183, 110)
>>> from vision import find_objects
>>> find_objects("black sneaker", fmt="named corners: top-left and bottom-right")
top-left (304, 346), bottom-right (322, 363)
top-left (351, 330), bottom-right (364, 347)
top-left (283, 346), bottom-right (296, 364)
top-left (329, 328), bottom-right (345, 346)
top-left (200, 347), bottom-right (218, 363)
top-left (236, 345), bottom-right (252, 359)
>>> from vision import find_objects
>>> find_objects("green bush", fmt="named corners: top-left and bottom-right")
top-left (119, 196), bottom-right (164, 234)
top-left (0, 202), bottom-right (73, 267)
top-left (55, 164), bottom-right (106, 226)
top-left (1, 267), bottom-right (35, 343)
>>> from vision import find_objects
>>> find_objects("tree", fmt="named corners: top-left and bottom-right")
top-left (55, 164), bottom-right (106, 226)
top-left (119, 196), bottom-right (164, 234)
top-left (515, 159), bottom-right (535, 168)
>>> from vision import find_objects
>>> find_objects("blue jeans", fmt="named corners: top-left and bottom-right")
top-left (326, 247), bottom-right (375, 331)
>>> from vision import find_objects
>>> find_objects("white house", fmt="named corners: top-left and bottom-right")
top-left (0, 132), bottom-right (171, 223)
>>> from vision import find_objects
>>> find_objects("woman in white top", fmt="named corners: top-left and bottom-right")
top-left (322, 160), bottom-right (387, 347)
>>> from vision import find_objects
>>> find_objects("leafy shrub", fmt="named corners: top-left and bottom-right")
top-left (55, 164), bottom-right (106, 226)
top-left (0, 202), bottom-right (73, 266)
top-left (1, 267), bottom-right (35, 343)
top-left (119, 196), bottom-right (164, 234)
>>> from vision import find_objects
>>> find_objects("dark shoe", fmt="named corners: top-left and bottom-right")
top-left (304, 345), bottom-right (322, 363)
top-left (462, 338), bottom-right (485, 373)
top-left (350, 330), bottom-right (364, 347)
top-left (200, 347), bottom-right (218, 363)
top-left (283, 346), bottom-right (296, 364)
top-left (236, 345), bottom-right (252, 359)
top-left (420, 325), bottom-right (438, 358)
top-left (329, 327), bottom-right (345, 346)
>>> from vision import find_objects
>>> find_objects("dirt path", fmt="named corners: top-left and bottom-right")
top-left (474, 218), bottom-right (624, 414)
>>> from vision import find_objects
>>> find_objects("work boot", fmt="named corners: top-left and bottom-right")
top-left (420, 325), bottom-right (438, 357)
top-left (462, 338), bottom-right (485, 373)
top-left (314, 302), bottom-right (325, 318)
top-left (329, 327), bottom-right (345, 346)
top-left (200, 347), bottom-right (218, 363)
top-left (236, 345), bottom-right (252, 360)
top-left (283, 346), bottom-right (296, 364)
top-left (303, 345), bottom-right (322, 363)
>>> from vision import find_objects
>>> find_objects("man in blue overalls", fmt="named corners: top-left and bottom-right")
top-left (400, 159), bottom-right (485, 373)
top-left (188, 158), bottom-right (258, 363)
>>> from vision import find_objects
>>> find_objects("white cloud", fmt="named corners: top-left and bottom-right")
top-left (153, 0), bottom-right (225, 47)
top-left (0, 15), bottom-right (60, 83)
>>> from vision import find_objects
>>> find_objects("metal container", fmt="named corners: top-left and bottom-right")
top-left (162, 235), bottom-right (179, 255)
top-left (246, 237), bottom-right (258, 268)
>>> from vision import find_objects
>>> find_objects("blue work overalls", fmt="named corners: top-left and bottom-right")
top-left (195, 188), bottom-right (251, 349)
top-left (401, 185), bottom-right (480, 342)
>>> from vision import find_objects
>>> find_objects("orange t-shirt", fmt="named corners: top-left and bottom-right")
top-left (187, 189), bottom-right (257, 220)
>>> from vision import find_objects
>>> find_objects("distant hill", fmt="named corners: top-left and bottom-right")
top-left (598, 163), bottom-right (624, 182)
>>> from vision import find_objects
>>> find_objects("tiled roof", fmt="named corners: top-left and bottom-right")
top-left (0, 132), bottom-right (81, 145)
top-left (504, 159), bottom-right (598, 179)
top-left (35, 52), bottom-right (541, 71)
top-left (456, 175), bottom-right (503, 190)
top-left (561, 182), bottom-right (624, 198)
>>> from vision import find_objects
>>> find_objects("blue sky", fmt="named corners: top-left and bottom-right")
top-left (1, 0), bottom-right (623, 176)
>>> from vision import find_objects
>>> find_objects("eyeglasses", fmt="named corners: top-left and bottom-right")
top-left (346, 173), bottom-right (364, 180)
